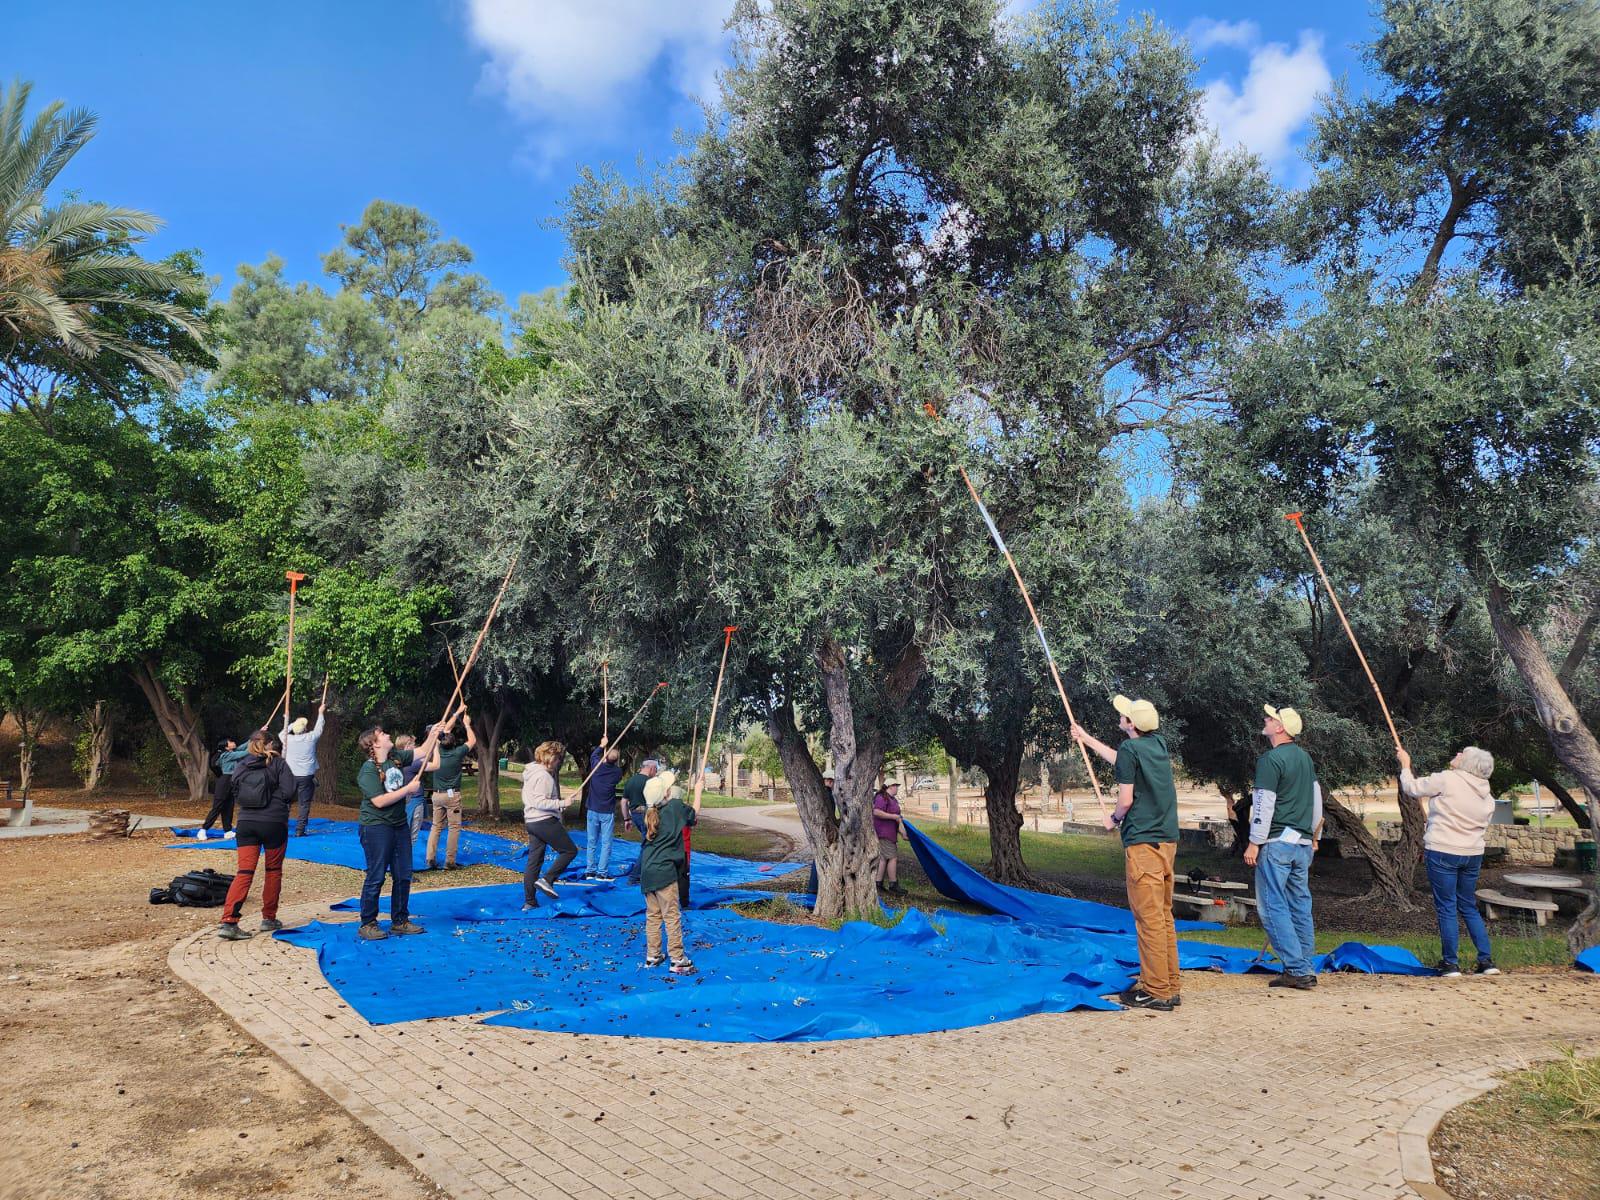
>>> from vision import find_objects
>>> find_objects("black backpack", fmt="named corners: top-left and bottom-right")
top-left (232, 760), bottom-right (271, 811)
top-left (150, 868), bottom-right (234, 907)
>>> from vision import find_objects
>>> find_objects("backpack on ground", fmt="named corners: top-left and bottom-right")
top-left (150, 867), bottom-right (234, 907)
top-left (231, 760), bottom-right (271, 811)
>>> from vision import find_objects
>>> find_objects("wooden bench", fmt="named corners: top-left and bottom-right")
top-left (1476, 888), bottom-right (1559, 927)
top-left (1173, 891), bottom-right (1259, 925)
top-left (0, 780), bottom-right (22, 810)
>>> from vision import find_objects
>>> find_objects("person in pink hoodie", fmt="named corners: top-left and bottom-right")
top-left (1397, 745), bottom-right (1500, 978)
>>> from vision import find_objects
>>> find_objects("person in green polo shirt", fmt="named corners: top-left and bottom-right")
top-left (425, 714), bottom-right (477, 871)
top-left (1246, 704), bottom-right (1324, 990)
top-left (1072, 695), bottom-right (1181, 1011)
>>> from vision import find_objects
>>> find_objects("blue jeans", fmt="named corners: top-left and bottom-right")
top-left (1256, 840), bottom-right (1316, 976)
top-left (405, 795), bottom-right (427, 844)
top-left (1425, 850), bottom-right (1492, 967)
top-left (586, 810), bottom-right (615, 875)
top-left (358, 822), bottom-right (412, 926)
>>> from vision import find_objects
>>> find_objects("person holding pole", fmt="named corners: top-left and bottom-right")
top-left (623, 758), bottom-right (660, 885)
top-left (282, 701), bottom-right (327, 836)
top-left (1397, 744), bottom-right (1500, 977)
top-left (584, 737), bottom-right (625, 881)
top-left (354, 721), bottom-right (446, 940)
top-left (426, 714), bottom-right (476, 870)
top-left (1072, 696), bottom-right (1181, 1011)
top-left (1247, 705), bottom-right (1324, 990)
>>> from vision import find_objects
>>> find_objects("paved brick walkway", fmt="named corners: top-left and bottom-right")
top-left (171, 908), bottom-right (1600, 1200)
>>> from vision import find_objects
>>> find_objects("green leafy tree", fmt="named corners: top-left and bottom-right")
top-left (0, 80), bottom-right (209, 418)
top-left (1222, 0), bottom-right (1600, 944)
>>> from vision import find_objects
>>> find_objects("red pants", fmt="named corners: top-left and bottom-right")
top-left (221, 838), bottom-right (286, 924)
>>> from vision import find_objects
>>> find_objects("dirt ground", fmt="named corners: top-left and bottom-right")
top-left (1432, 1071), bottom-right (1600, 1200)
top-left (0, 820), bottom-right (446, 1200)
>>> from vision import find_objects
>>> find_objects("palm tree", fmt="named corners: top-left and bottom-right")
top-left (0, 78), bottom-right (208, 415)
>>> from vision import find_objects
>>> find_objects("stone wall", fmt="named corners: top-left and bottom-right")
top-left (1375, 821), bottom-right (1585, 866)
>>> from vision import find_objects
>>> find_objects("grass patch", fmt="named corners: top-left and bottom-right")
top-left (1179, 925), bottom-right (1574, 968)
top-left (1509, 1048), bottom-right (1600, 1130)
top-left (916, 822), bottom-right (1130, 880)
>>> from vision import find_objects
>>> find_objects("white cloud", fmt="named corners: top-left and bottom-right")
top-left (464, 0), bottom-right (731, 118)
top-left (1200, 30), bottom-right (1331, 169)
top-left (1187, 18), bottom-right (1261, 51)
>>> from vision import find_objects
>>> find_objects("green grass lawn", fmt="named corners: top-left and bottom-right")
top-left (915, 822), bottom-right (1132, 880)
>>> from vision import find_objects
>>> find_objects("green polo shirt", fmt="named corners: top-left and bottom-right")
top-left (1254, 742), bottom-right (1318, 839)
top-left (1114, 731), bottom-right (1179, 847)
top-left (433, 744), bottom-right (472, 792)
top-left (623, 772), bottom-right (650, 814)
top-left (358, 749), bottom-right (413, 826)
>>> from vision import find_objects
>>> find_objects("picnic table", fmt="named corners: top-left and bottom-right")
top-left (1502, 872), bottom-right (1588, 907)
top-left (1173, 876), bottom-right (1257, 925)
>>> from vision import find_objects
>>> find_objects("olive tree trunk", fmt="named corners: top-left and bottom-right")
top-left (1486, 583), bottom-right (1600, 953)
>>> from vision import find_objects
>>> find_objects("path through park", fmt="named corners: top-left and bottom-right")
top-left (172, 907), bottom-right (1600, 1200)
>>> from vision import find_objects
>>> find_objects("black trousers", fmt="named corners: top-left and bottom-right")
top-left (523, 817), bottom-right (577, 904)
top-left (202, 773), bottom-right (233, 831)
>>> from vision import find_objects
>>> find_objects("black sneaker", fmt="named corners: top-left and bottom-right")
top-left (217, 924), bottom-right (252, 941)
top-left (1433, 961), bottom-right (1463, 978)
top-left (1116, 988), bottom-right (1174, 1011)
top-left (259, 918), bottom-right (284, 933)
top-left (887, 882), bottom-right (906, 895)
top-left (1169, 994), bottom-right (1182, 1008)
top-left (358, 922), bottom-right (388, 941)
top-left (1473, 960), bottom-right (1501, 976)
top-left (1268, 973), bottom-right (1317, 990)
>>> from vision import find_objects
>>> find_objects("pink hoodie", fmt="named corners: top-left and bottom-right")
top-left (1400, 767), bottom-right (1496, 856)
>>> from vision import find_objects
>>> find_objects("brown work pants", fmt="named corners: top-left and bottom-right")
top-left (645, 884), bottom-right (686, 963)
top-left (425, 791), bottom-right (463, 866)
top-left (1126, 842), bottom-right (1180, 1001)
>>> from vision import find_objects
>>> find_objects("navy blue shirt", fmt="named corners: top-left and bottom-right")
top-left (586, 747), bottom-right (624, 815)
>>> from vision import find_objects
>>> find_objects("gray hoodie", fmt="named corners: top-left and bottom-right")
top-left (280, 711), bottom-right (325, 778)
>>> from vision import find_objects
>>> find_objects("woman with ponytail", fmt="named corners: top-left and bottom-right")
top-left (637, 770), bottom-right (699, 974)
top-left (217, 729), bottom-right (297, 940)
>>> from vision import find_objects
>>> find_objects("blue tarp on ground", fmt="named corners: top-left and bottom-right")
top-left (168, 818), bottom-right (782, 888)
top-left (902, 821), bottom-right (1222, 933)
top-left (1578, 946), bottom-right (1600, 973)
top-left (176, 818), bottom-right (1442, 1040)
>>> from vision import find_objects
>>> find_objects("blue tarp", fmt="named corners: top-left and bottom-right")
top-left (902, 822), bottom-right (1221, 933)
top-left (1578, 946), bottom-right (1600, 973)
top-left (175, 818), bottom-right (1441, 1040)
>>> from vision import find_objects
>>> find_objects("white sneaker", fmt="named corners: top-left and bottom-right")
top-left (195, 829), bottom-right (207, 842)
top-left (224, 829), bottom-right (235, 838)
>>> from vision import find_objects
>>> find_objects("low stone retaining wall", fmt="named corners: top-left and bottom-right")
top-left (1376, 820), bottom-right (1584, 866)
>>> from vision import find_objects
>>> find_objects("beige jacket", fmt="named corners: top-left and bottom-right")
top-left (1400, 767), bottom-right (1495, 856)
top-left (520, 763), bottom-right (565, 819)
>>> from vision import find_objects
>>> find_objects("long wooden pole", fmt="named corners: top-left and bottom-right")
top-left (282, 570), bottom-right (306, 723)
top-left (1285, 512), bottom-right (1403, 752)
top-left (923, 404), bottom-right (1108, 816)
top-left (692, 628), bottom-right (737, 808)
top-left (602, 660), bottom-right (609, 742)
top-left (436, 550), bottom-right (520, 727)
top-left (567, 682), bottom-right (668, 804)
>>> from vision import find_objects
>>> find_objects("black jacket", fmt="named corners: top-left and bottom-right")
top-left (227, 753), bottom-right (297, 825)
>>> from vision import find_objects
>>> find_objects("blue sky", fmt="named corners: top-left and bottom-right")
top-left (9, 0), bottom-right (1380, 307)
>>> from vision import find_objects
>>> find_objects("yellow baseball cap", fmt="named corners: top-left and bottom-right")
top-left (1263, 704), bottom-right (1303, 738)
top-left (1112, 695), bottom-right (1159, 732)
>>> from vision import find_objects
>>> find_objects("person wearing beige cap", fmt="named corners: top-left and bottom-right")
top-left (1072, 695), bottom-right (1181, 1011)
top-left (1247, 705), bottom-right (1324, 989)
top-left (1397, 744), bottom-right (1500, 977)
